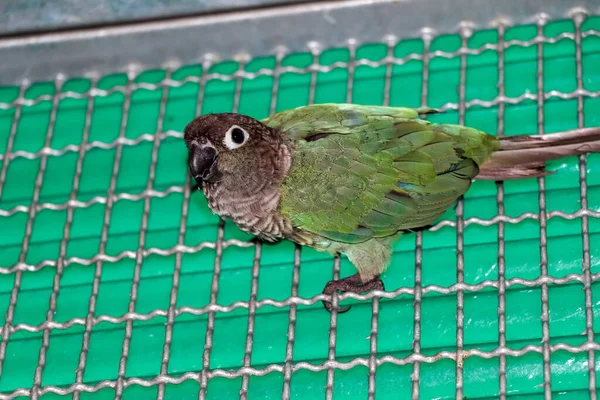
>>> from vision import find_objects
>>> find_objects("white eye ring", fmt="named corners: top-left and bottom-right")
top-left (223, 125), bottom-right (249, 150)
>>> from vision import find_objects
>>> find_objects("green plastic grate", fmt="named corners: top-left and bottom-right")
top-left (1, 12), bottom-right (600, 400)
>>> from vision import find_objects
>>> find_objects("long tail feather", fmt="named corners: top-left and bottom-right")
top-left (477, 127), bottom-right (600, 181)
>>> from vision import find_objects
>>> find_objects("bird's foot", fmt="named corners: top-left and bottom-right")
top-left (322, 273), bottom-right (385, 313)
top-left (249, 236), bottom-right (282, 246)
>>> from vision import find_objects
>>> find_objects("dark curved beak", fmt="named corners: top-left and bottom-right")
top-left (188, 143), bottom-right (220, 183)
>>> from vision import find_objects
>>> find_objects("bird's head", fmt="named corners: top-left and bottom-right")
top-left (183, 113), bottom-right (287, 186)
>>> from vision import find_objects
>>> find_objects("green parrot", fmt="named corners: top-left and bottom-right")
top-left (184, 103), bottom-right (600, 312)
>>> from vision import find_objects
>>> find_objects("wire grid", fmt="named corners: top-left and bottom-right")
top-left (0, 10), bottom-right (600, 400)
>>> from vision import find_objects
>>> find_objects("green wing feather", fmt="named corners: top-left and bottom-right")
top-left (262, 103), bottom-right (500, 244)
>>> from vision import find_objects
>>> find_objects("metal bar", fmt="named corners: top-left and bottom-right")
top-left (31, 76), bottom-right (98, 400)
top-left (324, 37), bottom-right (359, 399)
top-left (239, 45), bottom-right (287, 397)
top-left (156, 162), bottom-right (189, 396)
top-left (0, 85), bottom-right (25, 199)
top-left (324, 38), bottom-right (339, 399)
top-left (368, 297), bottom-right (379, 400)
top-left (412, 27), bottom-right (433, 400)
top-left (381, 35), bottom-right (394, 107)
top-left (198, 218), bottom-right (225, 399)
top-left (198, 57), bottom-right (245, 399)
top-left (270, 47), bottom-right (286, 115)
top-left (73, 70), bottom-right (135, 400)
top-left (1, 205), bottom-right (599, 275)
top-left (0, 76), bottom-right (64, 383)
top-left (0, 0), bottom-right (595, 85)
top-left (157, 58), bottom-right (209, 400)
top-left (2, 78), bottom-right (598, 118)
top-left (412, 233), bottom-right (424, 398)
top-left (115, 67), bottom-right (173, 399)
top-left (276, 49), bottom-right (297, 400)
top-left (0, 183), bottom-right (184, 216)
top-left (240, 244), bottom-right (261, 399)
top-left (282, 246), bottom-right (301, 399)
top-left (268, 44), bottom-right (298, 400)
top-left (536, 15), bottom-right (553, 400)
top-left (454, 23), bottom-right (471, 399)
top-left (495, 21), bottom-right (508, 400)
top-left (4, 270), bottom-right (600, 339)
top-left (572, 9), bottom-right (597, 400)
top-left (4, 193), bottom-right (598, 230)
top-left (0, 237), bottom-right (253, 274)
top-left (4, 340), bottom-right (600, 400)
top-left (325, 255), bottom-right (341, 400)
top-left (0, 83), bottom-right (25, 380)
top-left (367, 34), bottom-right (395, 400)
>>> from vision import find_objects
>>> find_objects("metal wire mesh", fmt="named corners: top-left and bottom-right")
top-left (0, 9), bottom-right (599, 399)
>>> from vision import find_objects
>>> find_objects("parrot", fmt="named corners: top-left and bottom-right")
top-left (183, 103), bottom-right (600, 313)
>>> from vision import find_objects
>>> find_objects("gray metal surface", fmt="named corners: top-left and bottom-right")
top-left (0, 9), bottom-right (599, 399)
top-left (0, 0), bottom-right (310, 35)
top-left (1, 0), bottom-right (600, 85)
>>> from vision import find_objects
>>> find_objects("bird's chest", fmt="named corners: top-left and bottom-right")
top-left (202, 182), bottom-right (292, 241)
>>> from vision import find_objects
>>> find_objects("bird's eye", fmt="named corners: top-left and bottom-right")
top-left (223, 125), bottom-right (249, 150)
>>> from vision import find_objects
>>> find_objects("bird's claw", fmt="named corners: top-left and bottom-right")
top-left (322, 273), bottom-right (385, 313)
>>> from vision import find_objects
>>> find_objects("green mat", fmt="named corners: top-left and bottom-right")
top-left (1, 16), bottom-right (600, 399)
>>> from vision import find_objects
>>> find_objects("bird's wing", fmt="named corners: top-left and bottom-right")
top-left (263, 103), bottom-right (499, 243)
